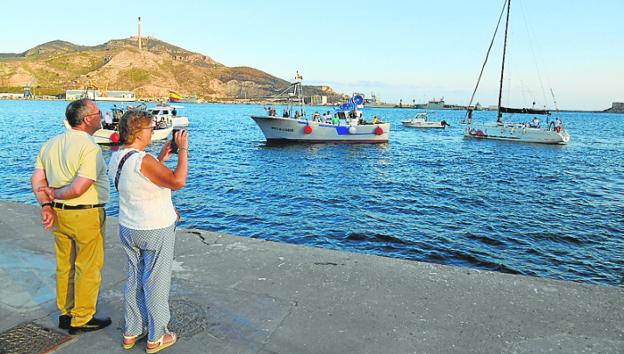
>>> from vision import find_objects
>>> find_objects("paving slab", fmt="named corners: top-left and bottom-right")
top-left (0, 201), bottom-right (622, 354)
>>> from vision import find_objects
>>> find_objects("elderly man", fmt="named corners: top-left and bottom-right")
top-left (31, 99), bottom-right (111, 334)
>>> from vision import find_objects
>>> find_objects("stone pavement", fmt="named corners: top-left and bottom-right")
top-left (0, 201), bottom-right (622, 353)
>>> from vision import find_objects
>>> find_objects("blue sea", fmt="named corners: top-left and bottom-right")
top-left (1, 100), bottom-right (622, 286)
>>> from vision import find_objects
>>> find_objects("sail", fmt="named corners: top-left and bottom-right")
top-left (499, 106), bottom-right (551, 115)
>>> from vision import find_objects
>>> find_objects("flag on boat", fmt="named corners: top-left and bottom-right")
top-left (169, 91), bottom-right (183, 102)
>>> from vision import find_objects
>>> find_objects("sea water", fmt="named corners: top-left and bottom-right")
top-left (1, 100), bottom-right (622, 286)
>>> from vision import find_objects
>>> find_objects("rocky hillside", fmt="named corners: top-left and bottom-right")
top-left (0, 38), bottom-right (343, 101)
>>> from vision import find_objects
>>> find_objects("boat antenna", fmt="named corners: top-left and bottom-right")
top-left (465, 0), bottom-right (508, 121)
top-left (496, 0), bottom-right (512, 123)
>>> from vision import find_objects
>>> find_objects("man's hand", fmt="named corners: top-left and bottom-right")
top-left (41, 206), bottom-right (55, 231)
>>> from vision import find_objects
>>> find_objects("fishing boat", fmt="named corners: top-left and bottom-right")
top-left (402, 112), bottom-right (450, 129)
top-left (251, 73), bottom-right (390, 144)
top-left (150, 104), bottom-right (189, 128)
top-left (463, 0), bottom-right (570, 145)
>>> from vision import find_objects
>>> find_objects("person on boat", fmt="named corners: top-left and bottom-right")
top-left (530, 116), bottom-right (540, 128)
top-left (294, 110), bottom-right (301, 118)
top-left (171, 108), bottom-right (177, 116)
top-left (282, 109), bottom-right (289, 118)
top-left (108, 110), bottom-right (188, 353)
top-left (372, 116), bottom-right (379, 124)
top-left (104, 111), bottom-right (114, 129)
top-left (467, 109), bottom-right (473, 124)
top-left (554, 117), bottom-right (562, 132)
top-left (331, 114), bottom-right (340, 126)
top-left (313, 112), bottom-right (321, 122)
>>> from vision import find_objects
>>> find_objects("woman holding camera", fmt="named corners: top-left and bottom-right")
top-left (108, 110), bottom-right (188, 353)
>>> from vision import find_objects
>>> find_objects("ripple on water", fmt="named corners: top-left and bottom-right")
top-left (1, 102), bottom-right (622, 285)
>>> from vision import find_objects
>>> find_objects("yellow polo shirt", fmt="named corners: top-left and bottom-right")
top-left (35, 129), bottom-right (109, 205)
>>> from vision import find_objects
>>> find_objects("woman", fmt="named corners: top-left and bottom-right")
top-left (108, 110), bottom-right (188, 353)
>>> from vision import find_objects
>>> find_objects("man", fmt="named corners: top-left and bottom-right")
top-left (31, 99), bottom-right (111, 334)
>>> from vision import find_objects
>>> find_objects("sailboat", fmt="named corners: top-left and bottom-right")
top-left (464, 0), bottom-right (570, 145)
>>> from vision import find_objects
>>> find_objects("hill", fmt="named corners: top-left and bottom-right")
top-left (0, 37), bottom-right (343, 101)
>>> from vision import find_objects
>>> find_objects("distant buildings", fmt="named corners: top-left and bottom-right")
top-left (310, 95), bottom-right (328, 105)
top-left (65, 89), bottom-right (135, 101)
top-left (414, 97), bottom-right (445, 110)
top-left (608, 102), bottom-right (624, 112)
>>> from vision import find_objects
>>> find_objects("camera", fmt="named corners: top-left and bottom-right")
top-left (170, 129), bottom-right (180, 154)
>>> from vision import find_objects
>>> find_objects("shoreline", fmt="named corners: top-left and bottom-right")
top-left (0, 97), bottom-right (619, 114)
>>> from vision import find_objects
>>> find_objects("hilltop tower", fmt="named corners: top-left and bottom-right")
top-left (138, 17), bottom-right (142, 50)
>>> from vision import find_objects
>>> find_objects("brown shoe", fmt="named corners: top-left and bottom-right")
top-left (146, 332), bottom-right (177, 353)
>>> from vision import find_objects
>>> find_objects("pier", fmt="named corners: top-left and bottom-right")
top-left (0, 201), bottom-right (622, 353)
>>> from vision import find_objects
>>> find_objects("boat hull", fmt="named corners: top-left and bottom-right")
top-left (464, 123), bottom-right (570, 144)
top-left (402, 121), bottom-right (446, 128)
top-left (251, 116), bottom-right (390, 143)
top-left (64, 120), bottom-right (172, 145)
top-left (92, 126), bottom-right (172, 145)
top-left (171, 116), bottom-right (189, 128)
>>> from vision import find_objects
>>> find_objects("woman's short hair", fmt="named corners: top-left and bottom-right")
top-left (119, 110), bottom-right (153, 144)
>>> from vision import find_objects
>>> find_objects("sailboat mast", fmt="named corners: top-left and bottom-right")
top-left (497, 0), bottom-right (512, 123)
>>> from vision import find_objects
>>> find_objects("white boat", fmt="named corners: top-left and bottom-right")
top-left (251, 116), bottom-right (390, 144)
top-left (402, 112), bottom-right (450, 129)
top-left (149, 104), bottom-right (189, 128)
top-left (90, 125), bottom-right (172, 145)
top-left (251, 74), bottom-right (390, 144)
top-left (463, 0), bottom-right (570, 145)
top-left (63, 105), bottom-right (173, 145)
top-left (465, 121), bottom-right (569, 144)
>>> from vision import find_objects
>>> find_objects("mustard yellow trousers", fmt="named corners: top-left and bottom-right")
top-left (53, 207), bottom-right (105, 327)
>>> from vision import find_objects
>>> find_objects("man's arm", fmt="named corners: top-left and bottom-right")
top-left (39, 176), bottom-right (94, 201)
top-left (31, 168), bottom-right (52, 205)
top-left (31, 168), bottom-right (55, 231)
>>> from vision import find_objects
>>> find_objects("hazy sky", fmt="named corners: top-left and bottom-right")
top-left (2, 0), bottom-right (622, 110)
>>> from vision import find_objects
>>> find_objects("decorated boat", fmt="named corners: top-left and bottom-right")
top-left (251, 73), bottom-right (390, 144)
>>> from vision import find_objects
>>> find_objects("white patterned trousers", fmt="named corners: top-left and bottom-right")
top-left (119, 223), bottom-right (176, 341)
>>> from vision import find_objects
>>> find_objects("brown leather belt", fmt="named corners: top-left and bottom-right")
top-left (52, 202), bottom-right (105, 210)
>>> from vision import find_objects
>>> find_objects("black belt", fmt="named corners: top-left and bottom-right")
top-left (52, 202), bottom-right (105, 210)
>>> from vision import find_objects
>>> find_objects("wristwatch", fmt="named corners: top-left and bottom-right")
top-left (41, 202), bottom-right (53, 209)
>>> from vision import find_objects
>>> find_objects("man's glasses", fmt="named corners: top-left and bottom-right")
top-left (83, 110), bottom-right (102, 119)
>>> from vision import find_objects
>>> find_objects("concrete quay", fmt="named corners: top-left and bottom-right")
top-left (0, 201), bottom-right (622, 353)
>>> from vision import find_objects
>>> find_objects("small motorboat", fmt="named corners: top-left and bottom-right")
top-left (150, 104), bottom-right (189, 128)
top-left (401, 112), bottom-right (450, 128)
top-left (63, 104), bottom-right (173, 145)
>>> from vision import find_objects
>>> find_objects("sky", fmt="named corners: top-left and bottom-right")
top-left (1, 0), bottom-right (622, 110)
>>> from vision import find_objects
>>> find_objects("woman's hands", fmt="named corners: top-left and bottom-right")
top-left (157, 130), bottom-right (189, 162)
top-left (158, 140), bottom-right (173, 163)
top-left (175, 130), bottom-right (189, 153)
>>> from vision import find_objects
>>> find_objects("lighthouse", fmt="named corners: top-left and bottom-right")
top-left (138, 16), bottom-right (142, 50)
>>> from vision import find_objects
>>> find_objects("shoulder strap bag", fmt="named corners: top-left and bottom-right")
top-left (114, 150), bottom-right (139, 191)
